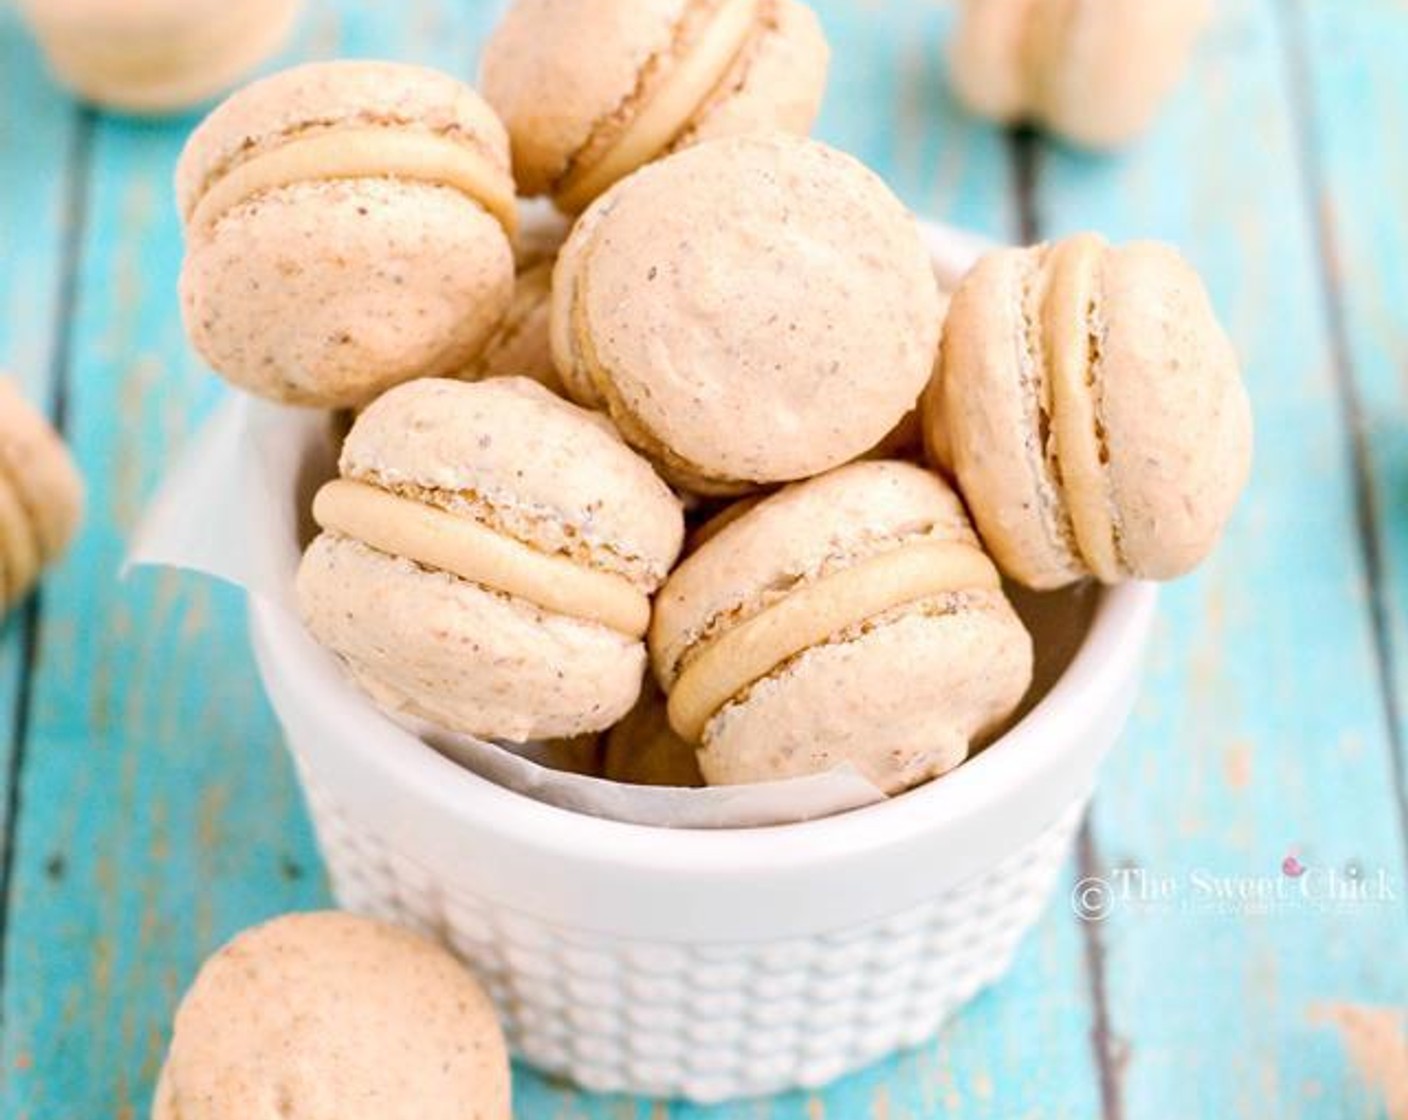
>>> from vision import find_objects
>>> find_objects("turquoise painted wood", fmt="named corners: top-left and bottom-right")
top-left (0, 0), bottom-right (1404, 1117)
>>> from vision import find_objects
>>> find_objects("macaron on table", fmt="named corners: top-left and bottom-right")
top-left (2, 2), bottom-right (1407, 1120)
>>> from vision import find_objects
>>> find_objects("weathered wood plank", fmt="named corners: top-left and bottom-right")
top-left (1028, 0), bottom-right (1408, 1117)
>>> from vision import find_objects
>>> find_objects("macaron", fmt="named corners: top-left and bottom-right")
top-left (153, 911), bottom-right (510, 1120)
top-left (297, 377), bottom-right (684, 742)
top-left (458, 258), bottom-right (563, 394)
top-left (552, 134), bottom-right (943, 495)
top-left (177, 61), bottom-right (518, 408)
top-left (948, 0), bottom-right (1210, 148)
top-left (18, 0), bottom-right (300, 115)
top-left (926, 234), bottom-right (1253, 589)
top-left (0, 379), bottom-right (84, 614)
top-left (649, 461), bottom-right (1033, 794)
top-left (481, 0), bottom-right (830, 212)
top-left (602, 682), bottom-right (705, 787)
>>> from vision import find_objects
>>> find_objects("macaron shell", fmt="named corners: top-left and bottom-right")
top-left (947, 0), bottom-right (1031, 125)
top-left (461, 261), bottom-right (563, 393)
top-left (936, 246), bottom-right (1087, 589)
top-left (603, 683), bottom-right (705, 786)
top-left (177, 60), bottom-right (513, 222)
top-left (159, 912), bottom-right (510, 1120)
top-left (480, 0), bottom-right (691, 197)
top-left (699, 592), bottom-right (1033, 793)
top-left (342, 378), bottom-right (684, 589)
top-left (298, 534), bottom-right (647, 742)
top-left (180, 179), bottom-right (514, 408)
top-left (1095, 242), bottom-right (1252, 579)
top-left (651, 461), bottom-right (978, 688)
top-left (557, 135), bottom-right (941, 489)
top-left (671, 0), bottom-right (828, 150)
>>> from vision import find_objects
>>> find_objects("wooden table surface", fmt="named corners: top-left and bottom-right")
top-left (2, 0), bottom-right (1406, 1116)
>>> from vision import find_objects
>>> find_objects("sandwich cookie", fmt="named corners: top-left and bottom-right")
top-left (650, 461), bottom-right (1032, 793)
top-left (298, 377), bottom-right (684, 742)
top-left (177, 61), bottom-right (517, 408)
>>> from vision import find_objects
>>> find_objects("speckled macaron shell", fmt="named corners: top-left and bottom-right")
top-left (153, 911), bottom-right (510, 1120)
top-left (649, 461), bottom-right (1033, 794)
top-left (603, 682), bottom-right (705, 787)
top-left (177, 61), bottom-right (517, 408)
top-left (19, 0), bottom-right (300, 114)
top-left (459, 259), bottom-right (563, 394)
top-left (949, 0), bottom-right (1209, 148)
top-left (933, 234), bottom-right (1252, 589)
top-left (552, 134), bottom-right (943, 494)
top-left (0, 379), bottom-right (84, 612)
top-left (480, 0), bottom-right (828, 211)
top-left (298, 377), bottom-right (684, 742)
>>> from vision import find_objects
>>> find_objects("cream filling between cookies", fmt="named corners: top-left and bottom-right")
top-left (188, 128), bottom-right (518, 239)
top-left (553, 0), bottom-right (761, 213)
top-left (667, 541), bottom-right (1000, 743)
top-left (313, 479), bottom-right (650, 638)
top-left (1044, 235), bottom-right (1124, 582)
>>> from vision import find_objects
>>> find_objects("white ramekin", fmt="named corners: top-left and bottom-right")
top-left (236, 221), bottom-right (1159, 1104)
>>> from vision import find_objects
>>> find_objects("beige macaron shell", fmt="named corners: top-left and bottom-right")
top-left (176, 60), bottom-right (512, 222)
top-left (947, 0), bottom-right (1032, 126)
top-left (156, 911), bottom-right (509, 1120)
top-left (180, 178), bottom-right (514, 407)
top-left (603, 683), bottom-right (705, 786)
top-left (1031, 0), bottom-right (1209, 148)
top-left (699, 593), bottom-right (1032, 793)
top-left (460, 260), bottom-right (563, 393)
top-left (298, 534), bottom-right (647, 741)
top-left (556, 135), bottom-right (941, 489)
top-left (480, 0), bottom-right (693, 197)
top-left (935, 245), bottom-right (1088, 589)
top-left (342, 378), bottom-right (683, 590)
top-left (670, 0), bottom-right (828, 150)
top-left (1094, 242), bottom-right (1252, 579)
top-left (651, 461), bottom-right (981, 687)
top-left (20, 0), bottom-right (299, 114)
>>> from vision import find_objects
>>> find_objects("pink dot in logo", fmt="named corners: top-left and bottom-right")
top-left (1282, 854), bottom-right (1306, 878)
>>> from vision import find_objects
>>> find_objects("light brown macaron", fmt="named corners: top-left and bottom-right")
top-left (649, 461), bottom-right (1033, 794)
top-left (0, 379), bottom-right (84, 613)
top-left (18, 0), bottom-right (300, 115)
top-left (948, 0), bottom-right (1210, 149)
top-left (457, 257), bottom-right (563, 394)
top-left (926, 234), bottom-right (1253, 590)
top-left (552, 134), bottom-right (943, 495)
top-left (177, 61), bottom-right (518, 408)
top-left (603, 682), bottom-right (705, 787)
top-left (297, 377), bottom-right (684, 742)
top-left (152, 911), bottom-right (510, 1120)
top-left (481, 0), bottom-right (829, 213)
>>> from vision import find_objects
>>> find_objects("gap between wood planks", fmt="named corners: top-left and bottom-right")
top-left (1008, 125), bottom-right (1128, 1120)
top-left (1277, 0), bottom-right (1408, 874)
top-left (0, 107), bottom-right (94, 1014)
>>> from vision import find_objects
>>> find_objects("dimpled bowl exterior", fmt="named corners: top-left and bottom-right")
top-left (244, 224), bottom-right (1159, 1102)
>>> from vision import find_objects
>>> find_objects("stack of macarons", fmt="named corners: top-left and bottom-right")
top-left (173, 0), bottom-right (1252, 798)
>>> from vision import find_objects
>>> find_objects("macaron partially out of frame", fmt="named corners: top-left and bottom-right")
top-left (458, 258), bottom-right (563, 394)
top-left (177, 61), bottom-right (518, 408)
top-left (298, 377), bottom-right (684, 742)
top-left (18, 0), bottom-right (301, 115)
top-left (552, 134), bottom-right (943, 495)
top-left (948, 0), bottom-right (1210, 148)
top-left (153, 912), bottom-right (510, 1120)
top-left (0, 378), bottom-right (84, 614)
top-left (481, 0), bottom-right (830, 212)
top-left (926, 233), bottom-right (1253, 589)
top-left (650, 461), bottom-right (1033, 794)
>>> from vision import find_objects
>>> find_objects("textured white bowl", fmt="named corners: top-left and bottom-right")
top-left (247, 221), bottom-right (1159, 1103)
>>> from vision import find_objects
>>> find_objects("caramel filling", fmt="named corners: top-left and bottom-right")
top-left (667, 540), bottom-right (1001, 743)
top-left (189, 127), bottom-right (518, 239)
top-left (553, 0), bottom-right (760, 213)
top-left (313, 479), bottom-right (649, 638)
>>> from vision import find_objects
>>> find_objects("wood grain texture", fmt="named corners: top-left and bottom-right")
top-left (1028, 0), bottom-right (1408, 1117)
top-left (1, 0), bottom-right (1404, 1117)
